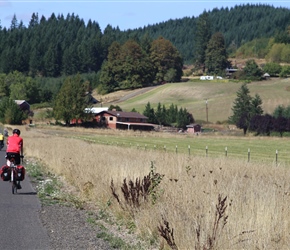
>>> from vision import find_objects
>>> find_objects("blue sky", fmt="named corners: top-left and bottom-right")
top-left (1, 1), bottom-right (290, 32)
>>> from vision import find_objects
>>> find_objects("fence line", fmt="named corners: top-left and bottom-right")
top-left (73, 136), bottom-right (285, 166)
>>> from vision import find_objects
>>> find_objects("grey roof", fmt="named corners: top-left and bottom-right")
top-left (99, 110), bottom-right (148, 119)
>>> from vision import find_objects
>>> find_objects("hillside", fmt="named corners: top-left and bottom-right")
top-left (93, 77), bottom-right (290, 124)
top-left (127, 4), bottom-right (290, 63)
top-left (1, 3), bottom-right (290, 76)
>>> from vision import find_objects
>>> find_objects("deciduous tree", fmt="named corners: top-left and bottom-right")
top-left (0, 97), bottom-right (27, 125)
top-left (150, 36), bottom-right (183, 83)
top-left (53, 74), bottom-right (89, 125)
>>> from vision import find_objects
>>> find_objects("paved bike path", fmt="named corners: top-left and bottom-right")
top-left (0, 147), bottom-right (50, 250)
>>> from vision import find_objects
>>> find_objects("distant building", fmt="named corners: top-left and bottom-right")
top-left (15, 100), bottom-right (30, 112)
top-left (15, 100), bottom-right (33, 124)
top-left (225, 68), bottom-right (238, 78)
top-left (186, 124), bottom-right (201, 134)
top-left (95, 110), bottom-right (157, 130)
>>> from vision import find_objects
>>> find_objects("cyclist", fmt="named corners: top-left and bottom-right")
top-left (0, 132), bottom-right (4, 149)
top-left (6, 128), bottom-right (24, 189)
top-left (3, 127), bottom-right (8, 137)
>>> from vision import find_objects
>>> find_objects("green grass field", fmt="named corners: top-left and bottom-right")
top-left (66, 128), bottom-right (290, 166)
top-left (109, 78), bottom-right (290, 123)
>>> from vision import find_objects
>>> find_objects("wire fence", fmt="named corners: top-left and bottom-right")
top-left (75, 136), bottom-right (288, 167)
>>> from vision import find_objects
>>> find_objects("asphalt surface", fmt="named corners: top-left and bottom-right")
top-left (0, 145), bottom-right (50, 250)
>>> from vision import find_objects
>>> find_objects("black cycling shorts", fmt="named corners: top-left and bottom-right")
top-left (6, 152), bottom-right (21, 165)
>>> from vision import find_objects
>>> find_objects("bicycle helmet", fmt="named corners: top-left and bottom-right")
top-left (12, 128), bottom-right (21, 135)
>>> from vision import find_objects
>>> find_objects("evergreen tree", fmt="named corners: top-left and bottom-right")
top-left (273, 105), bottom-right (290, 119)
top-left (0, 73), bottom-right (10, 97)
top-left (177, 107), bottom-right (192, 129)
top-left (251, 94), bottom-right (264, 116)
top-left (205, 32), bottom-right (229, 75)
top-left (194, 11), bottom-right (211, 73)
top-left (241, 59), bottom-right (263, 80)
top-left (229, 83), bottom-right (263, 134)
top-left (29, 13), bottom-right (39, 28)
top-left (143, 102), bottom-right (156, 123)
top-left (140, 32), bottom-right (152, 54)
top-left (167, 103), bottom-right (178, 124)
top-left (155, 102), bottom-right (163, 125)
top-left (10, 14), bottom-right (19, 30)
top-left (99, 42), bottom-right (122, 93)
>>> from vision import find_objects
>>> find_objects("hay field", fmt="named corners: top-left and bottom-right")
top-left (20, 126), bottom-right (290, 249)
top-left (96, 78), bottom-right (290, 123)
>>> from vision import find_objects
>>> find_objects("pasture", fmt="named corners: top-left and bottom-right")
top-left (20, 125), bottom-right (290, 249)
top-left (95, 77), bottom-right (290, 123)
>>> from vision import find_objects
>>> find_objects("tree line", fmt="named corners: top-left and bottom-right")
top-left (143, 102), bottom-right (194, 129)
top-left (1, 4), bottom-right (290, 73)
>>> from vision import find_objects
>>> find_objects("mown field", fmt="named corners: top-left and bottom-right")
top-left (95, 77), bottom-right (290, 123)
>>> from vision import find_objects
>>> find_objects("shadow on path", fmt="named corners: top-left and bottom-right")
top-left (15, 191), bottom-right (37, 195)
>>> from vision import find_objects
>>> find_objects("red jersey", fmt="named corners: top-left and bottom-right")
top-left (6, 134), bottom-right (23, 153)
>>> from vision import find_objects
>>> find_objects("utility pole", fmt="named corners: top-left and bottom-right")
top-left (205, 99), bottom-right (208, 123)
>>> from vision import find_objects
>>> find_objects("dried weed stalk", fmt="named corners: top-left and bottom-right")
top-left (110, 163), bottom-right (163, 215)
top-left (195, 194), bottom-right (228, 250)
top-left (157, 217), bottom-right (178, 250)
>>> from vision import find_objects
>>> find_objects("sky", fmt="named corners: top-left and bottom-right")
top-left (1, 1), bottom-right (290, 32)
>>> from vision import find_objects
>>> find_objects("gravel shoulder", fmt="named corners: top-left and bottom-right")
top-left (39, 204), bottom-right (113, 250)
top-left (29, 175), bottom-right (114, 250)
top-left (29, 171), bottom-right (155, 250)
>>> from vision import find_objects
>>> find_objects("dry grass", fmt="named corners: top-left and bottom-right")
top-left (21, 126), bottom-right (290, 249)
top-left (92, 77), bottom-right (290, 124)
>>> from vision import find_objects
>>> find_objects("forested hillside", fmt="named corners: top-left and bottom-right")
top-left (113, 4), bottom-right (290, 63)
top-left (1, 3), bottom-right (290, 74)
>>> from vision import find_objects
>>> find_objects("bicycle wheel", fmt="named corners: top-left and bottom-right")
top-left (12, 181), bottom-right (17, 194)
top-left (11, 169), bottom-right (17, 194)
